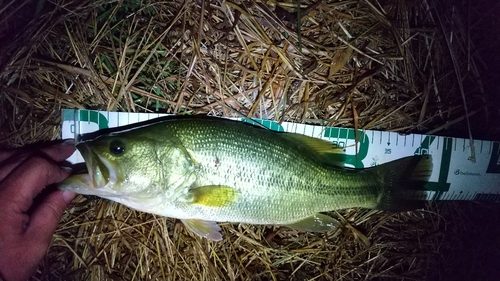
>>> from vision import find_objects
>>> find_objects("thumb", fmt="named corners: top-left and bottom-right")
top-left (27, 190), bottom-right (76, 240)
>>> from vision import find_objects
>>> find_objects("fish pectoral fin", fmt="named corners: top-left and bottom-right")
top-left (283, 133), bottom-right (346, 167)
top-left (285, 213), bottom-right (341, 232)
top-left (191, 185), bottom-right (238, 207)
top-left (181, 219), bottom-right (222, 241)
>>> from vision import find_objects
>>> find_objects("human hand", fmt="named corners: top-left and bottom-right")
top-left (0, 141), bottom-right (77, 281)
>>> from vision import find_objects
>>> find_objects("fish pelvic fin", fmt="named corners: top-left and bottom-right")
top-left (374, 155), bottom-right (433, 211)
top-left (181, 219), bottom-right (222, 241)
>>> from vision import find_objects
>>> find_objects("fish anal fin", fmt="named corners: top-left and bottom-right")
top-left (191, 185), bottom-right (238, 207)
top-left (286, 213), bottom-right (341, 232)
top-left (181, 219), bottom-right (222, 241)
top-left (283, 133), bottom-right (346, 167)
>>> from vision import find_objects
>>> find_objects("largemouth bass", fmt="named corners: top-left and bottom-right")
top-left (60, 116), bottom-right (433, 241)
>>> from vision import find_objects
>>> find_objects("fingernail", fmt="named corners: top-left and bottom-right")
top-left (62, 190), bottom-right (76, 203)
top-left (61, 166), bottom-right (73, 172)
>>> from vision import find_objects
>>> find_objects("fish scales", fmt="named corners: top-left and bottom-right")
top-left (60, 116), bottom-right (433, 240)
top-left (150, 118), bottom-right (380, 224)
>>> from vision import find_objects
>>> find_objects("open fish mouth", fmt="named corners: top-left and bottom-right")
top-left (77, 143), bottom-right (121, 189)
top-left (59, 143), bottom-right (126, 198)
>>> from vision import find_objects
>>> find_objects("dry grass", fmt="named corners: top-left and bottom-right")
top-left (43, 197), bottom-right (447, 281)
top-left (0, 0), bottom-right (498, 280)
top-left (1, 0), bottom-right (490, 146)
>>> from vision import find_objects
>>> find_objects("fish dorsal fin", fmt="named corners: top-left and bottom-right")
top-left (283, 133), bottom-right (346, 167)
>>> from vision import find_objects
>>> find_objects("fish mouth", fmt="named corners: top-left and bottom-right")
top-left (77, 143), bottom-right (121, 188)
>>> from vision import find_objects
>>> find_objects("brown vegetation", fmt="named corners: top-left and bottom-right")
top-left (1, 0), bottom-right (499, 280)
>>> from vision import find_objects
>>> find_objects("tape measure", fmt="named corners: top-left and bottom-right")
top-left (62, 109), bottom-right (500, 202)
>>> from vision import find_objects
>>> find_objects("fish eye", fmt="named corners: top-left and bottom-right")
top-left (109, 140), bottom-right (125, 155)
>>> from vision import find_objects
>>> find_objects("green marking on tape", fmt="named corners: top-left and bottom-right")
top-left (425, 137), bottom-right (453, 197)
top-left (78, 110), bottom-right (109, 130)
top-left (424, 182), bottom-right (451, 192)
top-left (324, 128), bottom-right (369, 168)
top-left (486, 142), bottom-right (500, 174)
top-left (63, 109), bottom-right (76, 121)
top-left (242, 118), bottom-right (285, 132)
top-left (439, 138), bottom-right (453, 184)
top-left (414, 136), bottom-right (436, 155)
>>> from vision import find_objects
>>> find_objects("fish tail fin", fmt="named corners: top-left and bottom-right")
top-left (373, 155), bottom-right (433, 211)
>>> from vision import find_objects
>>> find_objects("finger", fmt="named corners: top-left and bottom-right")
top-left (0, 156), bottom-right (72, 213)
top-left (27, 189), bottom-right (76, 240)
top-left (0, 141), bottom-right (74, 182)
top-left (0, 149), bottom-right (28, 181)
top-left (0, 149), bottom-right (17, 162)
top-left (40, 140), bottom-right (76, 162)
